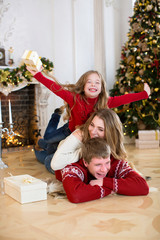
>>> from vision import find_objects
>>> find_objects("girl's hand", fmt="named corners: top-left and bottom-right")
top-left (26, 66), bottom-right (42, 76)
top-left (89, 179), bottom-right (103, 187)
top-left (144, 83), bottom-right (151, 96)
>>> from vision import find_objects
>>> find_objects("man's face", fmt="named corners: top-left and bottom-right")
top-left (83, 157), bottom-right (111, 179)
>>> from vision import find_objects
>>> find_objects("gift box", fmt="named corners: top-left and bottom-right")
top-left (4, 174), bottom-right (47, 204)
top-left (21, 50), bottom-right (42, 71)
top-left (138, 130), bottom-right (159, 141)
top-left (135, 139), bottom-right (159, 149)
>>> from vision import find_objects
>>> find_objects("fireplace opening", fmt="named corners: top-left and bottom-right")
top-left (1, 85), bottom-right (40, 149)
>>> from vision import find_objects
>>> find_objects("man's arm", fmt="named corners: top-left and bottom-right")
top-left (61, 166), bottom-right (112, 203)
top-left (103, 161), bottom-right (149, 196)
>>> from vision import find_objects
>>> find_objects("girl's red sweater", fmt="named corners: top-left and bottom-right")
top-left (34, 72), bottom-right (148, 132)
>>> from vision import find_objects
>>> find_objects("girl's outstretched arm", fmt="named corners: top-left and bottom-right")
top-left (26, 67), bottom-right (75, 107)
top-left (108, 88), bottom-right (149, 108)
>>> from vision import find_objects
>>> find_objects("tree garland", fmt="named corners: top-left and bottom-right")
top-left (0, 57), bottom-right (54, 87)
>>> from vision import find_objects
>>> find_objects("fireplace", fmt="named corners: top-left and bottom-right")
top-left (1, 85), bottom-right (40, 149)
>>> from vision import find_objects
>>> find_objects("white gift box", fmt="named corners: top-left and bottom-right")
top-left (138, 130), bottom-right (159, 141)
top-left (4, 174), bottom-right (47, 204)
top-left (21, 50), bottom-right (42, 71)
top-left (135, 139), bottom-right (159, 149)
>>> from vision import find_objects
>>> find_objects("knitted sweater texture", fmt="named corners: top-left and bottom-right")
top-left (55, 158), bottom-right (149, 203)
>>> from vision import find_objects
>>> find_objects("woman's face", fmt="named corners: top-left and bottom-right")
top-left (88, 115), bottom-right (105, 139)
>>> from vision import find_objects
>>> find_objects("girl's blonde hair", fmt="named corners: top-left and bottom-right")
top-left (46, 70), bottom-right (109, 121)
top-left (80, 108), bottom-right (127, 161)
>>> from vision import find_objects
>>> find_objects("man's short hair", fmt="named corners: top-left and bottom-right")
top-left (82, 138), bottom-right (111, 164)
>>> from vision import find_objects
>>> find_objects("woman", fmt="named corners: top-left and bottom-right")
top-left (51, 108), bottom-right (128, 171)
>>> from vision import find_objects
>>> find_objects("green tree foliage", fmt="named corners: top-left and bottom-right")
top-left (110, 0), bottom-right (160, 137)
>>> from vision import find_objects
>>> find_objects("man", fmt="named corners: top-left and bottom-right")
top-left (55, 138), bottom-right (149, 203)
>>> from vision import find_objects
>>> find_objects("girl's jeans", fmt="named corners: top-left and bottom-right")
top-left (34, 112), bottom-right (71, 174)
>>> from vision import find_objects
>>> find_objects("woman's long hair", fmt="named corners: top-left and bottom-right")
top-left (80, 108), bottom-right (127, 160)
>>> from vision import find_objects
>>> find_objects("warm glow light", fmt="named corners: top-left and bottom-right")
top-left (5, 132), bottom-right (24, 147)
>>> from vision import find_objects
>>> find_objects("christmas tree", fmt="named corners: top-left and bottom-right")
top-left (110, 0), bottom-right (160, 138)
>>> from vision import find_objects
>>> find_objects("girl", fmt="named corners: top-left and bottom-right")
top-left (27, 67), bottom-right (150, 142)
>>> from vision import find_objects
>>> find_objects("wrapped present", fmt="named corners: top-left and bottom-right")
top-left (135, 139), bottom-right (159, 149)
top-left (21, 50), bottom-right (42, 71)
top-left (4, 174), bottom-right (47, 204)
top-left (138, 130), bottom-right (159, 141)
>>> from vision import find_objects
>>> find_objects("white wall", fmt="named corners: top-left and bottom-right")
top-left (0, 0), bottom-right (54, 65)
top-left (52, 0), bottom-right (74, 83)
top-left (73, 0), bottom-right (94, 80)
top-left (1, 0), bottom-right (133, 127)
top-left (104, 0), bottom-right (133, 90)
top-left (1, 0), bottom-right (56, 121)
top-left (52, 0), bottom-right (94, 81)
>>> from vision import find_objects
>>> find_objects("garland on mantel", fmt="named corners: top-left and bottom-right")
top-left (0, 57), bottom-right (54, 87)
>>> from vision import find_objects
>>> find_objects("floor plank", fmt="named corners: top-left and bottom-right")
top-left (0, 145), bottom-right (160, 240)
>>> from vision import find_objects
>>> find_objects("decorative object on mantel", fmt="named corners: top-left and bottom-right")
top-left (0, 57), bottom-right (54, 96)
top-left (0, 48), bottom-right (7, 66)
top-left (8, 47), bottom-right (14, 66)
top-left (135, 130), bottom-right (160, 149)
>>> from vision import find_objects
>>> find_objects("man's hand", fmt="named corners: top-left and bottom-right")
top-left (144, 83), bottom-right (151, 96)
top-left (89, 179), bottom-right (103, 187)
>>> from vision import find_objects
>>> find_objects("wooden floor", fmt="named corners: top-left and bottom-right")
top-left (0, 145), bottom-right (160, 240)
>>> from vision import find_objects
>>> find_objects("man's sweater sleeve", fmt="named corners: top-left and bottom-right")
top-left (103, 161), bottom-right (149, 196)
top-left (107, 91), bottom-right (148, 108)
top-left (61, 166), bottom-right (112, 203)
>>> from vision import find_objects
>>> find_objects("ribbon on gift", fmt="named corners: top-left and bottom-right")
top-left (23, 177), bottom-right (34, 184)
top-left (155, 130), bottom-right (159, 141)
top-left (26, 50), bottom-right (32, 60)
top-left (36, 58), bottom-right (41, 65)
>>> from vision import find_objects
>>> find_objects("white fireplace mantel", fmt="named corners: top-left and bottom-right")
top-left (0, 81), bottom-right (39, 96)
top-left (35, 84), bottom-right (51, 136)
top-left (0, 65), bottom-right (39, 96)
